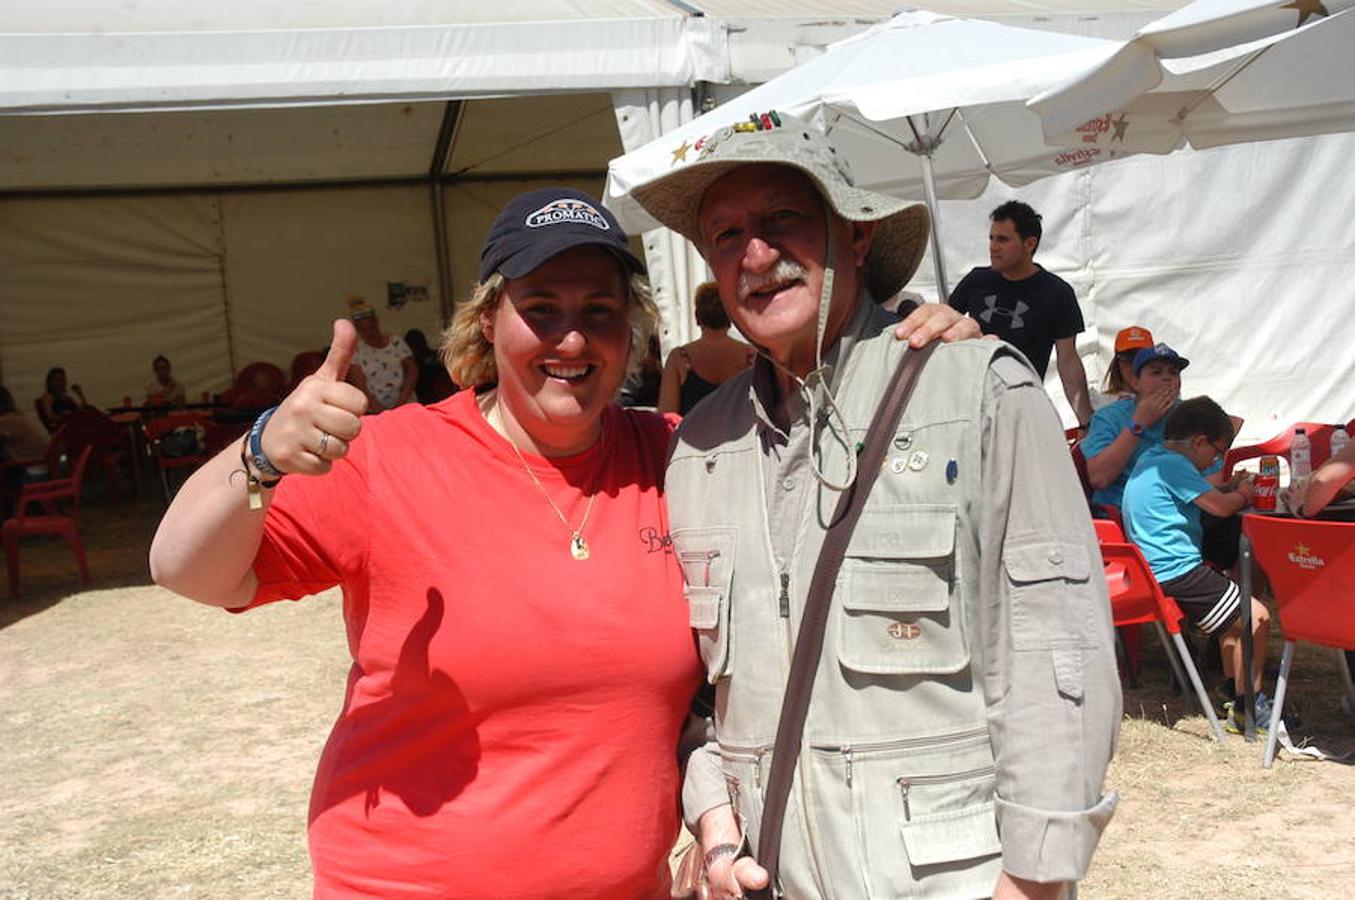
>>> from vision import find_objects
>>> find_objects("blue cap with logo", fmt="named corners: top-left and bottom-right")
top-left (1132, 342), bottom-right (1190, 376)
top-left (479, 187), bottom-right (645, 282)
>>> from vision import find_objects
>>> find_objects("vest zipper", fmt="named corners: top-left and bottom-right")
top-left (778, 571), bottom-right (790, 617)
top-left (809, 725), bottom-right (990, 755)
top-left (897, 766), bottom-right (997, 821)
top-left (717, 745), bottom-right (767, 791)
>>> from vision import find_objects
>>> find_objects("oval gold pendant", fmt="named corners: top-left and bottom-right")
top-left (570, 533), bottom-right (590, 561)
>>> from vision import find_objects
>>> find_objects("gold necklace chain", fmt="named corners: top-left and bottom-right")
top-left (494, 401), bottom-right (599, 561)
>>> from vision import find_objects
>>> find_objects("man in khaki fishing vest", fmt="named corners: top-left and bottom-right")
top-left (633, 113), bottom-right (1120, 899)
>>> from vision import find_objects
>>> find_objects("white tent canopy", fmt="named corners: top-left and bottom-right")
top-left (0, 3), bottom-right (727, 114)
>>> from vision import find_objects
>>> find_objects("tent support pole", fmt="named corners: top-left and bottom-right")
top-left (429, 101), bottom-right (464, 327)
top-left (917, 151), bottom-right (949, 301)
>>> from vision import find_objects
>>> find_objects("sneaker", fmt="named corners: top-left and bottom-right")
top-left (1211, 680), bottom-right (1235, 716)
top-left (1225, 691), bottom-right (1299, 735)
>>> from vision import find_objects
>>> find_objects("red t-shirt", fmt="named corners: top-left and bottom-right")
top-left (246, 390), bottom-right (700, 898)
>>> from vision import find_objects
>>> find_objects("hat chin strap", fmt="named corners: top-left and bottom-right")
top-left (760, 207), bottom-right (857, 493)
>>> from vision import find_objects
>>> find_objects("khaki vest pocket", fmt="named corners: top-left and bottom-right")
top-left (837, 565), bottom-right (969, 675)
top-left (673, 526), bottom-right (737, 682)
top-left (806, 731), bottom-right (1001, 897)
top-left (837, 504), bottom-right (968, 675)
top-left (899, 799), bottom-right (1003, 866)
top-left (1004, 537), bottom-right (1094, 650)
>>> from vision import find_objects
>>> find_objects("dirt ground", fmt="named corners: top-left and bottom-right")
top-left (3, 491), bottom-right (1354, 898)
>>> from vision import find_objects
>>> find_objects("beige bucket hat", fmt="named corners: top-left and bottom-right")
top-left (630, 111), bottom-right (930, 302)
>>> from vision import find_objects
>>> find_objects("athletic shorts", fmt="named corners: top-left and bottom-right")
top-left (1160, 564), bottom-right (1242, 635)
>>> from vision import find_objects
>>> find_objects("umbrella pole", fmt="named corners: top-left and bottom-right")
top-left (916, 151), bottom-right (949, 300)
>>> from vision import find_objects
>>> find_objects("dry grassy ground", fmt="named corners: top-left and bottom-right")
top-left (2, 492), bottom-right (1353, 898)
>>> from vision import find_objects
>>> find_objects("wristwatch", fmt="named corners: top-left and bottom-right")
top-left (1128, 420), bottom-right (1145, 437)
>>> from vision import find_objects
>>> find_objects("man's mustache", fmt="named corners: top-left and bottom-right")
top-left (737, 260), bottom-right (808, 302)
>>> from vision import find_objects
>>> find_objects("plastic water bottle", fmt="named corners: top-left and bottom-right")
top-left (1331, 425), bottom-right (1350, 460)
top-left (1290, 427), bottom-right (1312, 486)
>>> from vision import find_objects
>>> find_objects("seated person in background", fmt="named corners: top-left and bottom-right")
top-left (1091, 325), bottom-right (1153, 411)
top-left (1, 386), bottom-right (49, 463)
top-left (145, 355), bottom-right (187, 408)
top-left (656, 281), bottom-right (754, 415)
top-left (348, 296), bottom-right (416, 412)
top-left (1123, 397), bottom-right (1280, 734)
top-left (37, 366), bottom-right (88, 432)
top-left (1083, 343), bottom-right (1185, 510)
top-left (403, 329), bottom-right (456, 405)
top-left (1, 386), bottom-right (50, 509)
top-left (1084, 343), bottom-right (1242, 567)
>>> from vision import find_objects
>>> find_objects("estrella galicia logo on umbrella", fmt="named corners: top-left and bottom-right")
top-left (526, 199), bottom-right (610, 230)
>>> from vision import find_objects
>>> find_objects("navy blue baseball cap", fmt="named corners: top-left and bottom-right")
top-left (478, 187), bottom-right (646, 282)
top-left (1132, 342), bottom-right (1190, 376)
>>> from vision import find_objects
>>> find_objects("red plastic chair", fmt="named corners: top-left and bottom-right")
top-left (202, 420), bottom-right (250, 456)
top-left (1070, 443), bottom-right (1093, 501)
top-left (288, 351), bottom-right (325, 393)
top-left (1224, 422), bottom-right (1339, 478)
top-left (219, 362), bottom-right (287, 409)
top-left (1243, 514), bottom-right (1355, 767)
top-left (58, 407), bottom-right (135, 499)
top-left (143, 412), bottom-right (213, 503)
top-left (3, 445), bottom-right (94, 597)
top-left (1095, 518), bottom-right (1227, 741)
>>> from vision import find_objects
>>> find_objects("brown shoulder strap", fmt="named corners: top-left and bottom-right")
top-left (750, 342), bottom-right (937, 898)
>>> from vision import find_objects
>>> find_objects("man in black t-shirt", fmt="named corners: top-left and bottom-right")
top-left (948, 200), bottom-right (1093, 427)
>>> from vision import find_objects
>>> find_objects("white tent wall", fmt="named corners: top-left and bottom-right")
top-left (0, 176), bottom-right (624, 413)
top-left (220, 186), bottom-right (445, 373)
top-left (0, 194), bottom-right (231, 411)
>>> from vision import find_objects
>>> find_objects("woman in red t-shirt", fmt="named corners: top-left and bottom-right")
top-left (151, 188), bottom-right (702, 898)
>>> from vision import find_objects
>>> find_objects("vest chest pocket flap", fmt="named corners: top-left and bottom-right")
top-left (672, 526), bottom-right (737, 683)
top-left (837, 505), bottom-right (969, 676)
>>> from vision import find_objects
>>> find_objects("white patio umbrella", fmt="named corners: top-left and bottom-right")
top-left (1030, 0), bottom-right (1355, 152)
top-left (605, 10), bottom-right (1116, 297)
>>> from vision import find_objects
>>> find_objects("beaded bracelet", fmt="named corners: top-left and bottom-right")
top-left (248, 405), bottom-right (284, 478)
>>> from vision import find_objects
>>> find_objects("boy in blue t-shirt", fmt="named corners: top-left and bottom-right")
top-left (1123, 396), bottom-right (1278, 734)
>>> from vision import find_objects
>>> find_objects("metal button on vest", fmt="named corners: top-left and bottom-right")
top-left (893, 432), bottom-right (913, 451)
top-left (783, 477), bottom-right (795, 491)
top-left (1048, 548), bottom-right (1063, 565)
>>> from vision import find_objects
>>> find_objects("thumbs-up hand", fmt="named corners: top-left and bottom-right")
top-left (259, 320), bottom-right (370, 476)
